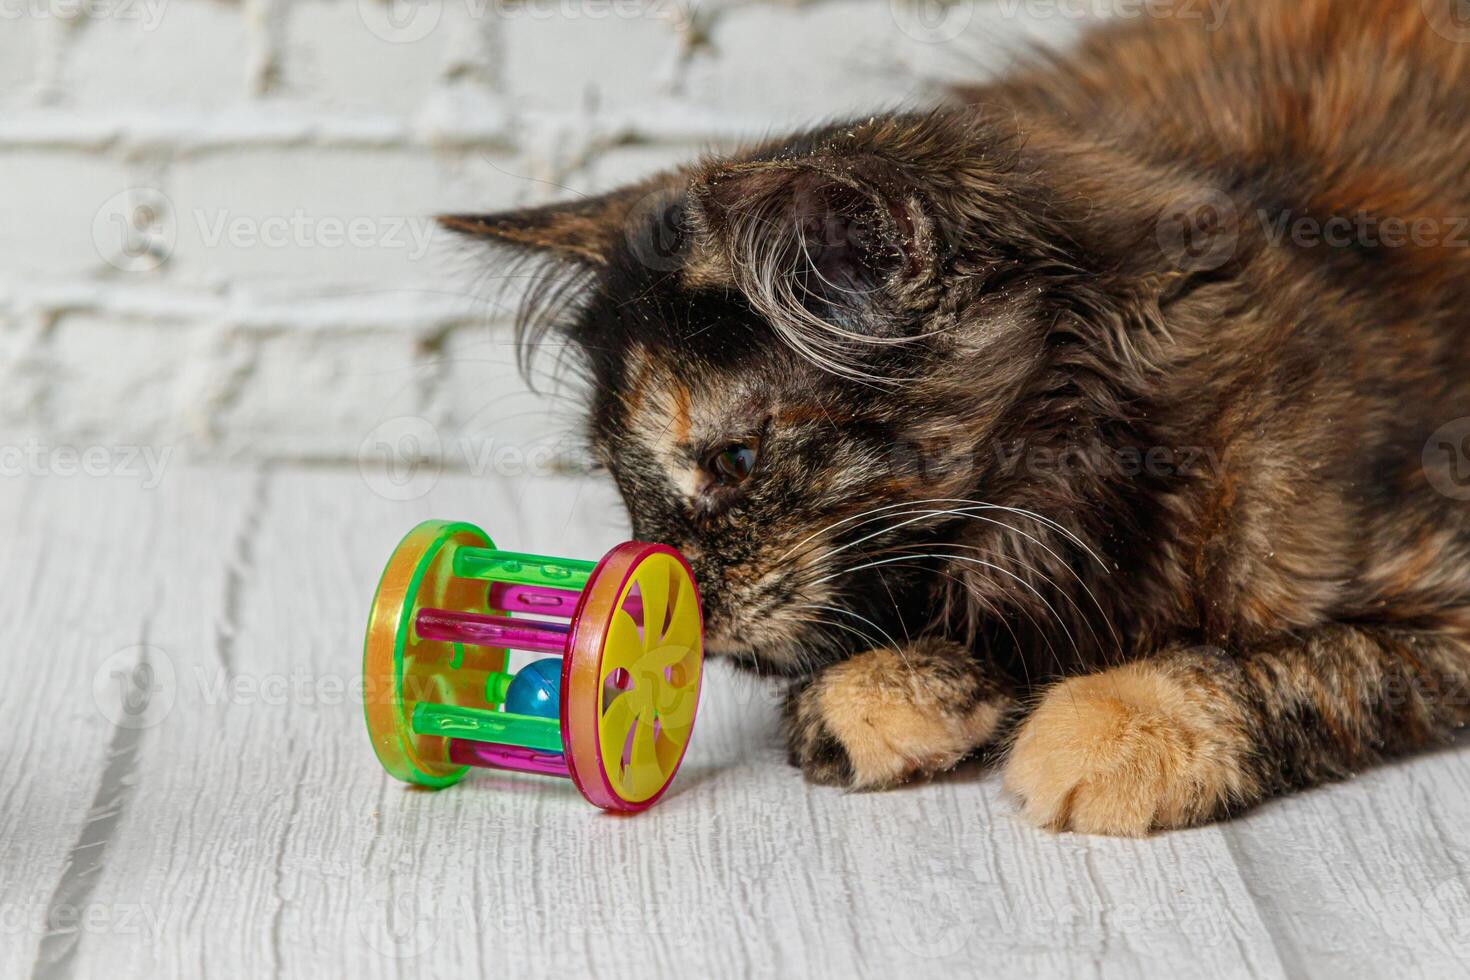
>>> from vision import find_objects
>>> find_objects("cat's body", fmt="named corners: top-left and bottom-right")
top-left (444, 0), bottom-right (1470, 834)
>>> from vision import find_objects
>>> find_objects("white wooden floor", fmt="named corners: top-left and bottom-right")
top-left (5, 465), bottom-right (1470, 979)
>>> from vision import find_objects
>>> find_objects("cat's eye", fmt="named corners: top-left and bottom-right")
top-left (704, 441), bottom-right (759, 488)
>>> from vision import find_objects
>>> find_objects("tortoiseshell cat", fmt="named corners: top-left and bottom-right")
top-left (442, 0), bottom-right (1470, 834)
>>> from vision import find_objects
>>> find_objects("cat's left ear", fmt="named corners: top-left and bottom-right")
top-left (437, 182), bottom-right (661, 267)
top-left (686, 159), bottom-right (941, 339)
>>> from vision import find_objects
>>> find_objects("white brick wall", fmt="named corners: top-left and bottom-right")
top-left (0, 0), bottom-right (1075, 475)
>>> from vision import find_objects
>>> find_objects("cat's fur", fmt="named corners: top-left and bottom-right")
top-left (442, 0), bottom-right (1470, 834)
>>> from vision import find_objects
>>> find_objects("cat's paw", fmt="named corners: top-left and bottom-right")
top-left (784, 644), bottom-right (1009, 790)
top-left (1003, 662), bottom-right (1250, 836)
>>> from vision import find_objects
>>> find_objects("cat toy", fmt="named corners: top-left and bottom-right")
top-left (363, 520), bottom-right (704, 812)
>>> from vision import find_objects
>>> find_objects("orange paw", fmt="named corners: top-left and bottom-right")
top-left (787, 645), bottom-right (1010, 789)
top-left (1003, 662), bottom-right (1252, 836)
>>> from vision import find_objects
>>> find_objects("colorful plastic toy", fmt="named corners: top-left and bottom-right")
top-left (363, 520), bottom-right (704, 812)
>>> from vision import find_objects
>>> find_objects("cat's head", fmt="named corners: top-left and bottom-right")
top-left (442, 111), bottom-right (1217, 675)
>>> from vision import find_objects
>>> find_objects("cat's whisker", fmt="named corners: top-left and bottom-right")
top-left (781, 503), bottom-right (1119, 654)
top-left (832, 555), bottom-right (1070, 681)
top-left (772, 497), bottom-right (995, 567)
top-left (790, 605), bottom-right (946, 700)
top-left (857, 540), bottom-right (1109, 659)
top-left (774, 500), bottom-right (927, 566)
top-left (813, 552), bottom-right (1082, 671)
top-left (774, 496), bottom-right (1106, 572)
top-left (791, 610), bottom-right (887, 655)
top-left (946, 511), bottom-right (1120, 653)
top-left (888, 557), bottom-right (1052, 687)
top-left (949, 576), bottom-right (1036, 691)
top-left (799, 603), bottom-right (907, 660)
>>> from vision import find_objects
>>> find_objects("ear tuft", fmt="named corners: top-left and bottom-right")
top-left (437, 201), bottom-right (618, 266)
top-left (438, 177), bottom-right (682, 267)
top-left (688, 158), bottom-right (938, 351)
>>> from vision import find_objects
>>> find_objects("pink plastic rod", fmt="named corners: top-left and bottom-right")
top-left (486, 583), bottom-right (583, 618)
top-left (486, 583), bottom-right (644, 620)
top-left (415, 609), bottom-right (568, 655)
top-left (449, 739), bottom-right (570, 777)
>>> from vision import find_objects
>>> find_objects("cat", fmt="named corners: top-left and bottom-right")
top-left (439, 0), bottom-right (1470, 835)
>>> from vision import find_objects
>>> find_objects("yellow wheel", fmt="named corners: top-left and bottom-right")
top-left (562, 543), bottom-right (703, 812)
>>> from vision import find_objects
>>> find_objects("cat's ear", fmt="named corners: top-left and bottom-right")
top-left (437, 185), bottom-right (654, 267)
top-left (686, 160), bottom-right (940, 340)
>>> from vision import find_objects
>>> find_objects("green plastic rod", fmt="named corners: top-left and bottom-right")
top-left (452, 547), bottom-right (597, 590)
top-left (411, 702), bottom-right (563, 752)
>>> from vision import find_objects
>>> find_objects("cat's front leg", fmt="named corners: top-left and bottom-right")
top-left (783, 638), bottom-right (1015, 789)
top-left (1004, 626), bottom-right (1470, 836)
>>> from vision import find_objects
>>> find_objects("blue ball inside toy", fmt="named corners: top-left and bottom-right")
top-left (504, 658), bottom-right (562, 720)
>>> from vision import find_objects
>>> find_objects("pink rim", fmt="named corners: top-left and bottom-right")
top-left (559, 542), bottom-right (703, 813)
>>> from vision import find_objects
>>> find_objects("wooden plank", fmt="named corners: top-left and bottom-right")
top-left (7, 466), bottom-right (1469, 978)
top-left (1219, 750), bottom-right (1470, 979)
top-left (0, 471), bottom-right (257, 978)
